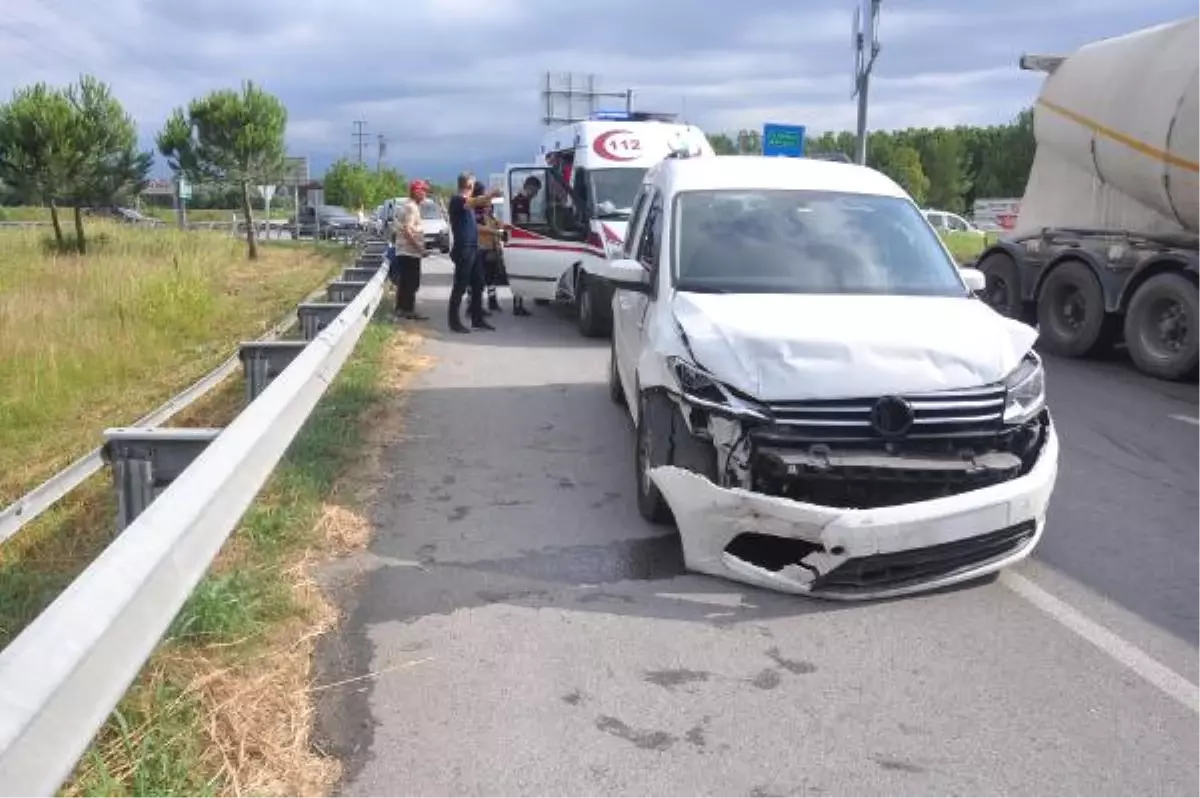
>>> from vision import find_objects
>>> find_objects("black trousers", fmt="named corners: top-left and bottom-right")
top-left (449, 246), bottom-right (484, 322)
top-left (392, 254), bottom-right (422, 313)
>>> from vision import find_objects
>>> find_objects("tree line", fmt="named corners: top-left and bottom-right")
top-left (707, 109), bottom-right (1035, 214)
top-left (0, 75), bottom-right (288, 259)
top-left (321, 158), bottom-right (459, 211)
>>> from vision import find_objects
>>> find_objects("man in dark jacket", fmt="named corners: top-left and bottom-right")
top-left (447, 172), bottom-right (501, 333)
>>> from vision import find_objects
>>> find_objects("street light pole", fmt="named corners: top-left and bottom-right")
top-left (853, 0), bottom-right (882, 165)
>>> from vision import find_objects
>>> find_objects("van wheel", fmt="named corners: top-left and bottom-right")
top-left (636, 393), bottom-right (675, 524)
top-left (1124, 272), bottom-right (1199, 381)
top-left (976, 251), bottom-right (1026, 320)
top-left (1037, 260), bottom-right (1117, 357)
top-left (608, 338), bottom-right (626, 406)
top-left (635, 392), bottom-right (718, 525)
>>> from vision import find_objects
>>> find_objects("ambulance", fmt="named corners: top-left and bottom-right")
top-left (500, 112), bottom-right (714, 337)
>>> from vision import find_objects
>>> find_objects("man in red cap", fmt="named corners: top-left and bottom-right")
top-left (390, 179), bottom-right (431, 321)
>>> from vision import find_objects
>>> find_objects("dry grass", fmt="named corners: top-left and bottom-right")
top-left (58, 319), bottom-right (429, 797)
top-left (0, 222), bottom-right (343, 506)
top-left (0, 206), bottom-right (289, 223)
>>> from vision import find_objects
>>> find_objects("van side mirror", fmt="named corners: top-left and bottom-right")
top-left (960, 267), bottom-right (986, 294)
top-left (595, 258), bottom-right (652, 294)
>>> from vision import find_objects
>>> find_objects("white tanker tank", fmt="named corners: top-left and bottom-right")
top-left (975, 16), bottom-right (1200, 382)
top-left (1014, 17), bottom-right (1198, 237)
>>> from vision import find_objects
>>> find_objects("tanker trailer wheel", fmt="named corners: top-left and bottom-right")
top-left (1123, 272), bottom-right (1199, 381)
top-left (1036, 260), bottom-right (1117, 358)
top-left (976, 252), bottom-right (1027, 321)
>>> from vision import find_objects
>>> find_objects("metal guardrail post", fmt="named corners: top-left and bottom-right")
top-left (100, 428), bottom-right (223, 533)
top-left (326, 280), bottom-right (368, 304)
top-left (343, 266), bottom-right (377, 282)
top-left (297, 301), bottom-right (349, 341)
top-left (237, 340), bottom-right (309, 403)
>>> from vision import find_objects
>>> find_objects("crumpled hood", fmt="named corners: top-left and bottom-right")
top-left (671, 292), bottom-right (1038, 401)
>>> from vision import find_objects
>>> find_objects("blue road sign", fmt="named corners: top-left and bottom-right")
top-left (762, 123), bottom-right (806, 157)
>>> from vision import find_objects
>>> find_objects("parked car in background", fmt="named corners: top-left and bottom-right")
top-left (419, 198), bottom-right (451, 253)
top-left (87, 206), bottom-right (164, 226)
top-left (290, 204), bottom-right (362, 239)
top-left (923, 208), bottom-right (987, 237)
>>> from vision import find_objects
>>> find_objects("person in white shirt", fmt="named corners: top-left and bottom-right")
top-left (390, 180), bottom-right (431, 321)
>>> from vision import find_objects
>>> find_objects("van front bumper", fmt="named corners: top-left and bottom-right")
top-left (649, 420), bottom-right (1059, 600)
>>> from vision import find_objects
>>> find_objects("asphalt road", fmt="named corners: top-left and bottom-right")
top-left (316, 257), bottom-right (1198, 796)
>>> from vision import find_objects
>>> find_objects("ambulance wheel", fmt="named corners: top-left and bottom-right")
top-left (577, 273), bottom-right (612, 338)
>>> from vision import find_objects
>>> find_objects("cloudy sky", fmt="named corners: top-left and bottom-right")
top-left (1, 0), bottom-right (1195, 182)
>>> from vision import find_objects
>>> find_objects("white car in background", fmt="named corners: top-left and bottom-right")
top-left (923, 208), bottom-right (987, 237)
top-left (597, 155), bottom-right (1058, 600)
top-left (380, 197), bottom-right (451, 253)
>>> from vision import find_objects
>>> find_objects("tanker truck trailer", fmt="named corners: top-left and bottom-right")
top-left (975, 17), bottom-right (1198, 381)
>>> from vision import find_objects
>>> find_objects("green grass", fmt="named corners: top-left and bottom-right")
top-left (57, 313), bottom-right (416, 797)
top-left (0, 223), bottom-right (343, 507)
top-left (0, 206), bottom-right (289, 223)
top-left (941, 230), bottom-right (1001, 264)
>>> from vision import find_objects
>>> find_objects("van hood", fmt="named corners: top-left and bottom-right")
top-left (671, 292), bottom-right (1038, 401)
top-left (421, 219), bottom-right (447, 234)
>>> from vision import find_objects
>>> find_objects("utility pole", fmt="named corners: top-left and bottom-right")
top-left (852, 0), bottom-right (882, 165)
top-left (352, 120), bottom-right (369, 165)
top-left (376, 134), bottom-right (387, 171)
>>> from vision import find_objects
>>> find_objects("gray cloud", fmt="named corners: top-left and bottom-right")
top-left (1, 0), bottom-right (1194, 181)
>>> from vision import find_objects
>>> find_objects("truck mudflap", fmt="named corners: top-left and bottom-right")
top-left (647, 423), bottom-right (1059, 600)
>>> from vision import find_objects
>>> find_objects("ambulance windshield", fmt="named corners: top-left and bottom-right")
top-left (589, 167), bottom-right (647, 219)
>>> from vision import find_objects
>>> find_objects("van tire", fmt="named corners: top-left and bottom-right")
top-left (635, 392), bottom-right (718, 525)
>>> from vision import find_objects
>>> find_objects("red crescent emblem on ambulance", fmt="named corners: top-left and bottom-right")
top-left (593, 130), bottom-right (640, 162)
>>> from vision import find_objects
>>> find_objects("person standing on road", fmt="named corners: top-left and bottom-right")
top-left (447, 172), bottom-right (501, 333)
top-left (473, 182), bottom-right (507, 314)
top-left (390, 180), bottom-right (431, 321)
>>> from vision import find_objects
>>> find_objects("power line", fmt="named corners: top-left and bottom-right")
top-left (352, 120), bottom-right (368, 165)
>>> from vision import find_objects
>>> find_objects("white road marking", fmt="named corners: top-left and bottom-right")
top-left (1000, 571), bottom-right (1199, 714)
top-left (1168, 414), bottom-right (1199, 426)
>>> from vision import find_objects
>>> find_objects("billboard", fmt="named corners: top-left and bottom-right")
top-left (762, 123), bottom-right (806, 157)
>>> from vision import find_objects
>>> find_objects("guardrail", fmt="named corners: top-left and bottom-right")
top-left (0, 239), bottom-right (391, 795)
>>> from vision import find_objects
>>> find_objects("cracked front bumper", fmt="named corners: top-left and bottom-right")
top-left (649, 421), bottom-right (1059, 600)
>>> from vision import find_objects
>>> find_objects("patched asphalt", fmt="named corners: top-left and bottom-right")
top-left (314, 256), bottom-right (1198, 796)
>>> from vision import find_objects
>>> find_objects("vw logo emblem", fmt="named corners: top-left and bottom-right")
top-left (870, 395), bottom-right (914, 438)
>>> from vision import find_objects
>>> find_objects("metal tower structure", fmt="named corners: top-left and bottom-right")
top-left (540, 72), bottom-right (634, 126)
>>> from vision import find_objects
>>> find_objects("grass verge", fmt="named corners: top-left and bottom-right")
top-left (48, 313), bottom-right (427, 797)
top-left (0, 223), bottom-right (344, 507)
top-left (0, 207), bottom-right (290, 223)
top-left (941, 230), bottom-right (1000, 264)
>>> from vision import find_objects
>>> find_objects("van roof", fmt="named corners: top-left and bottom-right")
top-left (652, 155), bottom-right (909, 199)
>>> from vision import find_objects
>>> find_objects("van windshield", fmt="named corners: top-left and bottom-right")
top-left (672, 189), bottom-right (966, 297)
top-left (589, 168), bottom-right (647, 219)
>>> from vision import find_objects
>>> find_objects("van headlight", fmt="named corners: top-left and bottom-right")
top-left (667, 356), bottom-right (769, 422)
top-left (1003, 352), bottom-right (1046, 425)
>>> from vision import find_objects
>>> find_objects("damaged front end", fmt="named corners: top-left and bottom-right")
top-left (651, 354), bottom-right (1059, 600)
